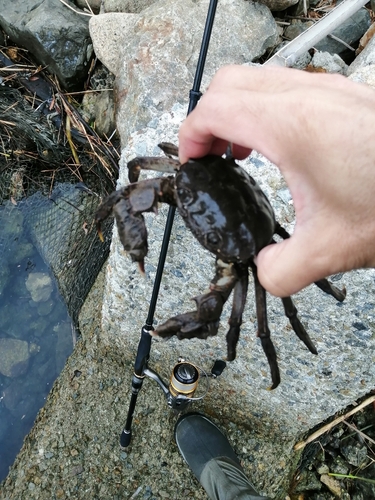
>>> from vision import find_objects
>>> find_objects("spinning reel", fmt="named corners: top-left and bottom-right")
top-left (144, 358), bottom-right (226, 412)
top-left (120, 326), bottom-right (226, 447)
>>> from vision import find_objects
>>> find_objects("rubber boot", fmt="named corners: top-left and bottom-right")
top-left (175, 413), bottom-right (271, 500)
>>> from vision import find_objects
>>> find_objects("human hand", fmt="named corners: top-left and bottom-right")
top-left (178, 65), bottom-right (375, 297)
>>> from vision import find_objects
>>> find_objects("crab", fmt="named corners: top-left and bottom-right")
top-left (95, 143), bottom-right (346, 389)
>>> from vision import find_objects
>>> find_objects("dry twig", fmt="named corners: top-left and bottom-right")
top-left (294, 394), bottom-right (375, 451)
top-left (58, 0), bottom-right (92, 16)
top-left (342, 420), bottom-right (375, 447)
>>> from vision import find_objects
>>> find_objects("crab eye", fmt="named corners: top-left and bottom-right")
top-left (206, 231), bottom-right (221, 246)
top-left (177, 187), bottom-right (193, 204)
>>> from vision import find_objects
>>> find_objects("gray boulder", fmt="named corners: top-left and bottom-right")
top-left (90, 0), bottom-right (279, 144)
top-left (258, 0), bottom-right (298, 11)
top-left (315, 5), bottom-right (371, 59)
top-left (0, 0), bottom-right (93, 90)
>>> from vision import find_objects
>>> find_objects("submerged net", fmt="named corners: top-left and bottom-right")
top-left (0, 85), bottom-right (117, 323)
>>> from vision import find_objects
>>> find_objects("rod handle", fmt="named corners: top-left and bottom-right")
top-left (120, 429), bottom-right (132, 447)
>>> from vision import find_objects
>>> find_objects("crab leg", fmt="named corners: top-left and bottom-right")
top-left (281, 297), bottom-right (318, 355)
top-left (251, 264), bottom-right (280, 390)
top-left (226, 265), bottom-right (249, 362)
top-left (314, 278), bottom-right (346, 301)
top-left (127, 156), bottom-right (180, 183)
top-left (158, 142), bottom-right (179, 157)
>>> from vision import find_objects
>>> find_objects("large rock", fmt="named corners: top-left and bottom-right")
top-left (287, 0), bottom-right (310, 16)
top-left (0, 0), bottom-right (93, 90)
top-left (348, 29), bottom-right (375, 88)
top-left (90, 0), bottom-right (279, 144)
top-left (102, 0), bottom-right (158, 13)
top-left (258, 0), bottom-right (298, 11)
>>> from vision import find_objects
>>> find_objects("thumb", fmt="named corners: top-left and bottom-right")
top-left (256, 233), bottom-right (330, 298)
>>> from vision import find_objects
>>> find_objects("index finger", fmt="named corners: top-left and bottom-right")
top-left (178, 64), bottom-right (343, 164)
top-left (178, 136), bottom-right (251, 163)
top-left (178, 87), bottom-right (260, 164)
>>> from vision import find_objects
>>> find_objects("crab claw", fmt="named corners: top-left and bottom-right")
top-left (155, 311), bottom-right (220, 340)
top-left (112, 197), bottom-right (149, 264)
top-left (153, 290), bottom-right (224, 342)
top-left (94, 189), bottom-right (149, 265)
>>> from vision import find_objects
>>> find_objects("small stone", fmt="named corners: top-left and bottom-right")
top-left (70, 465), bottom-right (84, 476)
top-left (330, 455), bottom-right (349, 475)
top-left (81, 89), bottom-right (116, 138)
top-left (76, 0), bottom-right (101, 12)
top-left (340, 442), bottom-right (368, 466)
top-left (0, 338), bottom-right (35, 378)
top-left (25, 272), bottom-right (53, 303)
top-left (28, 342), bottom-right (40, 355)
top-left (352, 321), bottom-right (368, 330)
top-left (294, 469), bottom-right (322, 493)
top-left (284, 20), bottom-right (311, 40)
top-left (310, 51), bottom-right (348, 75)
top-left (316, 463), bottom-right (330, 475)
top-left (320, 474), bottom-right (343, 497)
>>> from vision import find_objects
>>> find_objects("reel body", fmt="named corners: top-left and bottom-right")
top-left (144, 358), bottom-right (226, 411)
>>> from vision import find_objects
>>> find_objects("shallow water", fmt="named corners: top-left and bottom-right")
top-left (0, 202), bottom-right (73, 481)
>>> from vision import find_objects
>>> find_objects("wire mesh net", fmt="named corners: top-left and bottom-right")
top-left (0, 85), bottom-right (117, 323)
